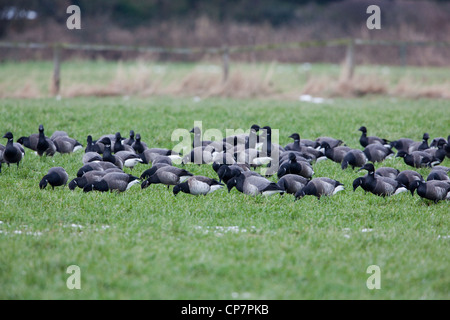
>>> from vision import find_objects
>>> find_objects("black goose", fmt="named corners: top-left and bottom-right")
top-left (191, 127), bottom-right (213, 148)
top-left (408, 133), bottom-right (430, 153)
top-left (423, 141), bottom-right (446, 164)
top-left (36, 125), bottom-right (56, 157)
top-left (277, 153), bottom-right (314, 179)
top-left (83, 152), bottom-right (103, 164)
top-left (277, 174), bottom-right (309, 195)
top-left (358, 163), bottom-right (407, 197)
top-left (390, 138), bottom-right (415, 153)
top-left (315, 137), bottom-right (343, 149)
top-left (375, 167), bottom-right (400, 180)
top-left (285, 133), bottom-right (319, 151)
top-left (363, 144), bottom-right (394, 163)
top-left (141, 166), bottom-right (193, 189)
top-left (131, 134), bottom-right (148, 154)
top-left (39, 167), bottom-right (69, 190)
top-left (226, 171), bottom-right (284, 196)
top-left (17, 130), bottom-right (56, 156)
top-left (83, 172), bottom-right (140, 193)
top-left (396, 150), bottom-right (438, 168)
top-left (295, 177), bottom-right (344, 200)
top-left (98, 137), bottom-right (124, 169)
top-left (2, 132), bottom-right (23, 169)
top-left (410, 180), bottom-right (450, 203)
top-left (394, 170), bottom-right (425, 195)
top-left (321, 142), bottom-right (351, 163)
top-left (85, 135), bottom-right (104, 154)
top-left (214, 163), bottom-right (252, 183)
top-left (53, 136), bottom-right (83, 154)
top-left (76, 161), bottom-right (119, 177)
top-left (358, 126), bottom-right (389, 148)
top-left (69, 169), bottom-right (122, 190)
top-left (123, 130), bottom-right (135, 146)
top-left (50, 130), bottom-right (68, 140)
top-left (353, 176), bottom-right (370, 193)
top-left (140, 163), bottom-right (171, 180)
top-left (114, 151), bottom-right (143, 169)
top-left (173, 176), bottom-right (224, 196)
top-left (430, 137), bottom-right (447, 148)
top-left (427, 168), bottom-right (450, 182)
top-left (341, 149), bottom-right (367, 170)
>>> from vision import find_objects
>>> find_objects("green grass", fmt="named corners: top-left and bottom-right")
top-left (0, 95), bottom-right (449, 300)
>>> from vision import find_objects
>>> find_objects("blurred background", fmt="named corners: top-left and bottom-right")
top-left (1, 0), bottom-right (449, 99)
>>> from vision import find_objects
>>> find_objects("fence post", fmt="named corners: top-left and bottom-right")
top-left (342, 39), bottom-right (355, 81)
top-left (222, 47), bottom-right (229, 83)
top-left (52, 44), bottom-right (61, 97)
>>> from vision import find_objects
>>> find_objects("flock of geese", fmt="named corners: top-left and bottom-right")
top-left (1, 124), bottom-right (450, 203)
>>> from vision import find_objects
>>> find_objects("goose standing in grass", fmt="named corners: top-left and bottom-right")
top-left (173, 176), bottom-right (224, 196)
top-left (295, 177), bottom-right (344, 200)
top-left (140, 163), bottom-right (171, 180)
top-left (114, 151), bottom-right (143, 169)
top-left (69, 169), bottom-right (122, 190)
top-left (39, 167), bottom-right (69, 190)
top-left (277, 152), bottom-right (314, 179)
top-left (396, 150), bottom-right (438, 168)
top-left (374, 167), bottom-right (400, 180)
top-left (190, 127), bottom-right (213, 148)
top-left (321, 142), bottom-right (351, 164)
top-left (131, 133), bottom-right (148, 154)
top-left (36, 124), bottom-right (56, 157)
top-left (53, 136), bottom-right (83, 154)
top-left (408, 133), bottom-right (430, 153)
top-left (226, 171), bottom-right (284, 196)
top-left (85, 135), bottom-right (104, 154)
top-left (141, 166), bottom-right (193, 189)
top-left (357, 163), bottom-right (407, 197)
top-left (82, 151), bottom-right (103, 164)
top-left (123, 130), bottom-right (135, 146)
top-left (2, 132), bottom-right (23, 169)
top-left (358, 126), bottom-right (389, 148)
top-left (83, 172), bottom-right (140, 193)
top-left (341, 149), bottom-right (367, 170)
top-left (410, 180), bottom-right (450, 203)
top-left (277, 174), bottom-right (309, 195)
top-left (315, 137), bottom-right (343, 149)
top-left (423, 140), bottom-right (446, 164)
top-left (390, 138), bottom-right (415, 153)
top-left (76, 161), bottom-right (119, 177)
top-left (98, 137), bottom-right (124, 169)
top-left (284, 133), bottom-right (320, 151)
top-left (427, 168), bottom-right (450, 182)
top-left (363, 144), bottom-right (394, 163)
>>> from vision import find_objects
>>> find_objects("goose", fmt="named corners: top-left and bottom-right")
top-left (50, 130), bottom-right (68, 140)
top-left (445, 136), bottom-right (450, 158)
top-left (358, 126), bottom-right (389, 148)
top-left (131, 134), bottom-right (148, 154)
top-left (277, 174), bottom-right (309, 195)
top-left (295, 177), bottom-right (344, 200)
top-left (123, 130), bottom-right (135, 146)
top-left (352, 176), bottom-right (370, 193)
top-left (341, 149), bottom-right (367, 170)
top-left (114, 150), bottom-right (143, 169)
top-left (257, 126), bottom-right (285, 157)
top-left (17, 131), bottom-right (56, 156)
top-left (212, 151), bottom-right (236, 165)
top-left (315, 137), bottom-right (343, 149)
top-left (430, 137), bottom-right (447, 149)
top-left (76, 161), bottom-right (119, 177)
top-left (141, 166), bottom-right (193, 189)
top-left (284, 133), bottom-right (319, 151)
top-left (39, 167), bottom-right (69, 190)
top-left (408, 133), bottom-right (430, 153)
top-left (53, 136), bottom-right (83, 154)
top-left (394, 170), bottom-right (425, 195)
top-left (410, 180), bottom-right (450, 203)
top-left (226, 171), bottom-right (284, 196)
top-left (36, 124), bottom-right (56, 157)
top-left (423, 141), bottom-right (446, 164)
top-left (151, 155), bottom-right (173, 166)
top-left (83, 172), bottom-right (140, 193)
top-left (396, 150), bottom-right (438, 168)
top-left (321, 142), bottom-right (352, 163)
top-left (182, 145), bottom-right (216, 165)
top-left (190, 127), bottom-right (213, 148)
top-left (427, 169), bottom-right (449, 182)
top-left (363, 144), bottom-right (394, 163)
top-left (277, 153), bottom-right (314, 179)
top-left (374, 167), bottom-right (400, 180)
top-left (214, 163), bottom-right (254, 183)
top-left (357, 163), bottom-right (407, 197)
top-left (85, 135), bottom-right (104, 154)
top-left (69, 169), bottom-right (120, 190)
top-left (173, 176), bottom-right (224, 196)
top-left (140, 163), bottom-right (171, 180)
top-left (82, 152), bottom-right (103, 164)
top-left (98, 137), bottom-right (124, 169)
top-left (2, 132), bottom-right (23, 168)
top-left (139, 148), bottom-right (182, 165)
top-left (279, 151), bottom-right (313, 164)
top-left (223, 124), bottom-right (260, 149)
top-left (390, 138), bottom-right (415, 153)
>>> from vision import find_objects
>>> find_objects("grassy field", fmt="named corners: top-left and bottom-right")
top-left (0, 94), bottom-right (449, 300)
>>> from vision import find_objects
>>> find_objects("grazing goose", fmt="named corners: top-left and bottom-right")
top-left (140, 163), bottom-right (171, 180)
top-left (141, 166), bottom-right (193, 189)
top-left (358, 126), bottom-right (389, 148)
top-left (213, 162), bottom-right (252, 183)
top-left (321, 142), bottom-right (352, 163)
top-left (82, 152), bottom-right (103, 164)
top-left (295, 177), bottom-right (344, 200)
top-left (390, 138), bottom-right (415, 153)
top-left (2, 132), bottom-right (23, 169)
top-left (341, 149), bottom-right (367, 170)
top-left (36, 125), bottom-right (56, 157)
top-left (285, 133), bottom-right (320, 151)
top-left (357, 163), bottom-right (407, 197)
top-left (277, 174), bottom-right (309, 195)
top-left (279, 151), bottom-right (313, 164)
top-left (226, 171), bottom-right (284, 196)
top-left (53, 136), bottom-right (83, 154)
top-left (352, 176), bottom-right (370, 193)
top-left (427, 169), bottom-right (449, 182)
top-left (315, 137), bottom-right (343, 149)
top-left (39, 167), bottom-right (69, 190)
top-left (396, 150), bottom-right (438, 168)
top-left (83, 172), bottom-right (140, 193)
top-left (114, 151), bottom-right (143, 169)
top-left (173, 176), bottom-right (224, 196)
top-left (98, 137), bottom-right (124, 169)
top-left (410, 180), bottom-right (450, 203)
top-left (69, 170), bottom-right (113, 190)
top-left (85, 135), bottom-right (104, 154)
top-left (131, 134), bottom-right (148, 154)
top-left (76, 161), bottom-right (119, 177)
top-left (375, 167), bottom-right (400, 180)
top-left (50, 130), bottom-right (68, 140)
top-left (123, 130), bottom-right (135, 146)
top-left (395, 170), bottom-right (425, 195)
top-left (139, 149), bottom-right (182, 165)
top-left (408, 133), bottom-right (429, 153)
top-left (363, 144), bottom-right (394, 163)
top-left (277, 153), bottom-right (314, 179)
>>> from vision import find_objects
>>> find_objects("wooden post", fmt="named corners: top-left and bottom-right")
top-left (222, 48), bottom-right (229, 83)
top-left (342, 39), bottom-right (355, 81)
top-left (52, 44), bottom-right (61, 97)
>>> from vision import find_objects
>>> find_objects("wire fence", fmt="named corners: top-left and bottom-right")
top-left (1, 38), bottom-right (449, 96)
